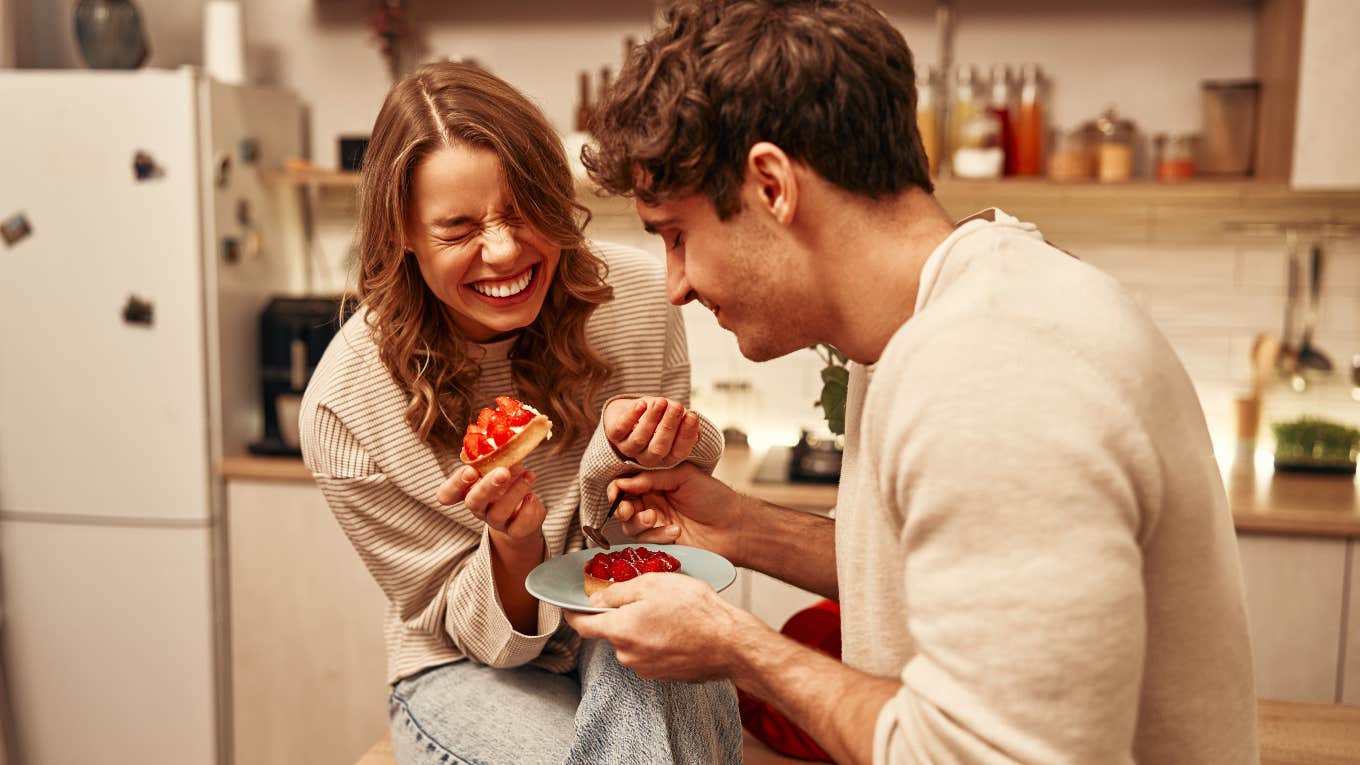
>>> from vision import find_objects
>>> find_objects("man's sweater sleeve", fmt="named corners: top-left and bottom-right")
top-left (866, 319), bottom-right (1161, 764)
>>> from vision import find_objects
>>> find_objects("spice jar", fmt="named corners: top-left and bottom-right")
top-left (1048, 125), bottom-right (1093, 182)
top-left (1155, 132), bottom-right (1197, 181)
top-left (1089, 106), bottom-right (1136, 182)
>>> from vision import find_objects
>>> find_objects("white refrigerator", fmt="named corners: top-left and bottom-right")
top-left (0, 68), bottom-right (306, 764)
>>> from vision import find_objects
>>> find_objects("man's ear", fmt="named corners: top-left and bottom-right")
top-left (745, 141), bottom-right (797, 226)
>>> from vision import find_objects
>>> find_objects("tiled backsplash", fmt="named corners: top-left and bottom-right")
top-left (586, 185), bottom-right (1360, 449)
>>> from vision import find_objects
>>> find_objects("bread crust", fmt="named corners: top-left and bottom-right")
top-left (460, 414), bottom-right (552, 475)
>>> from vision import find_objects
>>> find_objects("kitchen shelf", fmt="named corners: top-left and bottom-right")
top-left (260, 167), bottom-right (361, 189)
top-left (261, 163), bottom-right (1360, 251)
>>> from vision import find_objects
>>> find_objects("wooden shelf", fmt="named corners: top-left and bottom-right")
top-left (260, 165), bottom-right (1359, 248)
top-left (260, 167), bottom-right (361, 188)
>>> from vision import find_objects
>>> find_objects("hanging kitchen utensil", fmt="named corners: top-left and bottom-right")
top-left (1277, 230), bottom-right (1300, 376)
top-left (1295, 241), bottom-right (1333, 374)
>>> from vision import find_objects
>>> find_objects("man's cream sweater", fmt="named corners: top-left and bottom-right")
top-left (837, 211), bottom-right (1259, 763)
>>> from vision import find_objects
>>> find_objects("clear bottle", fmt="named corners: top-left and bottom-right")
top-left (947, 65), bottom-right (982, 176)
top-left (1013, 63), bottom-right (1045, 176)
top-left (987, 64), bottom-right (1016, 176)
top-left (916, 66), bottom-right (942, 177)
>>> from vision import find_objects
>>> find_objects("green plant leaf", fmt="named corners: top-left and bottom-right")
top-left (817, 366), bottom-right (849, 436)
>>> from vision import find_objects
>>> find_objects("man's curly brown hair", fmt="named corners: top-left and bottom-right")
top-left (583, 0), bottom-right (933, 220)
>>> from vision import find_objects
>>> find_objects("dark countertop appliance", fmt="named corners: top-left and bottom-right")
top-left (248, 296), bottom-right (350, 456)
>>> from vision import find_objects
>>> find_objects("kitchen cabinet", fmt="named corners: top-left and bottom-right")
top-left (1285, 0), bottom-right (1360, 189)
top-left (227, 478), bottom-right (389, 765)
top-left (1257, 0), bottom-right (1360, 188)
top-left (1236, 534), bottom-right (1347, 702)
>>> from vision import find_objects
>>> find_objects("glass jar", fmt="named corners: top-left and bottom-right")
top-left (1090, 106), bottom-right (1136, 183)
top-left (1155, 132), bottom-right (1198, 181)
top-left (1047, 125), bottom-right (1093, 182)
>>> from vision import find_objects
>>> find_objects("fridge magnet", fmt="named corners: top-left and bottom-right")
top-left (236, 198), bottom-right (253, 226)
top-left (132, 150), bottom-right (164, 181)
top-left (1, 212), bottom-right (33, 247)
top-left (238, 138), bottom-right (260, 164)
top-left (215, 153), bottom-right (232, 188)
top-left (221, 236), bottom-right (240, 264)
top-left (121, 294), bottom-right (154, 327)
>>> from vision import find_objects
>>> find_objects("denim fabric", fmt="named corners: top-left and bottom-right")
top-left (389, 639), bottom-right (742, 765)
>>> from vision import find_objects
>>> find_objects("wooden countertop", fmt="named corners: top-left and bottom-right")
top-left (222, 445), bottom-right (1360, 538)
top-left (1258, 699), bottom-right (1360, 765)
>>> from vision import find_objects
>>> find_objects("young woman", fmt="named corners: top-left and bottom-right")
top-left (299, 62), bottom-right (740, 765)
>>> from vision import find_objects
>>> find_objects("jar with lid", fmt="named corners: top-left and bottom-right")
top-left (1155, 132), bottom-right (1197, 181)
top-left (1047, 124), bottom-right (1093, 182)
top-left (1089, 106), bottom-right (1136, 182)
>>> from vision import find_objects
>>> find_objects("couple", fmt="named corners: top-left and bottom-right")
top-left (302, 1), bottom-right (1259, 763)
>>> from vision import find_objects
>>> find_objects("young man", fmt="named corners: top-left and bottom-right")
top-left (565, 1), bottom-right (1258, 763)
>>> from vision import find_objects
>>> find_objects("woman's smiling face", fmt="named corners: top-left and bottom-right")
top-left (404, 143), bottom-right (561, 342)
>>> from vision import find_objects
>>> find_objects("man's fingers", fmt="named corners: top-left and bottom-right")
top-left (609, 464), bottom-right (694, 497)
top-left (589, 576), bottom-right (650, 608)
top-left (631, 524), bottom-right (682, 545)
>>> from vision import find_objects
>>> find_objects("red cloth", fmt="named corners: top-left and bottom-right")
top-left (737, 600), bottom-right (841, 762)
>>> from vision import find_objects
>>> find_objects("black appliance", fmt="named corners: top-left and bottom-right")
top-left (788, 430), bottom-right (843, 483)
top-left (248, 296), bottom-right (351, 456)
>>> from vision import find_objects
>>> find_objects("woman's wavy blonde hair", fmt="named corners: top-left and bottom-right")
top-left (355, 61), bottom-right (613, 454)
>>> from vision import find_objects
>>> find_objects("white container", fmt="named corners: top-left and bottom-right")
top-left (204, 0), bottom-right (245, 85)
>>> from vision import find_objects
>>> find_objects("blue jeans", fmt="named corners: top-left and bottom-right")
top-left (388, 639), bottom-right (742, 765)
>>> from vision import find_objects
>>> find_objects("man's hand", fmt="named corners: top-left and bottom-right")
top-left (603, 396), bottom-right (701, 467)
top-left (565, 573), bottom-right (770, 681)
top-left (609, 462), bottom-right (748, 564)
top-left (437, 464), bottom-right (545, 543)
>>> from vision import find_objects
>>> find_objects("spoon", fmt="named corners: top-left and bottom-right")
top-left (582, 492), bottom-right (630, 549)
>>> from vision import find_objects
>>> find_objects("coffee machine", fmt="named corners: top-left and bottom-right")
top-left (248, 296), bottom-right (351, 456)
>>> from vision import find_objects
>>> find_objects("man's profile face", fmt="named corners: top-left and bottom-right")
top-left (636, 190), bottom-right (813, 362)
